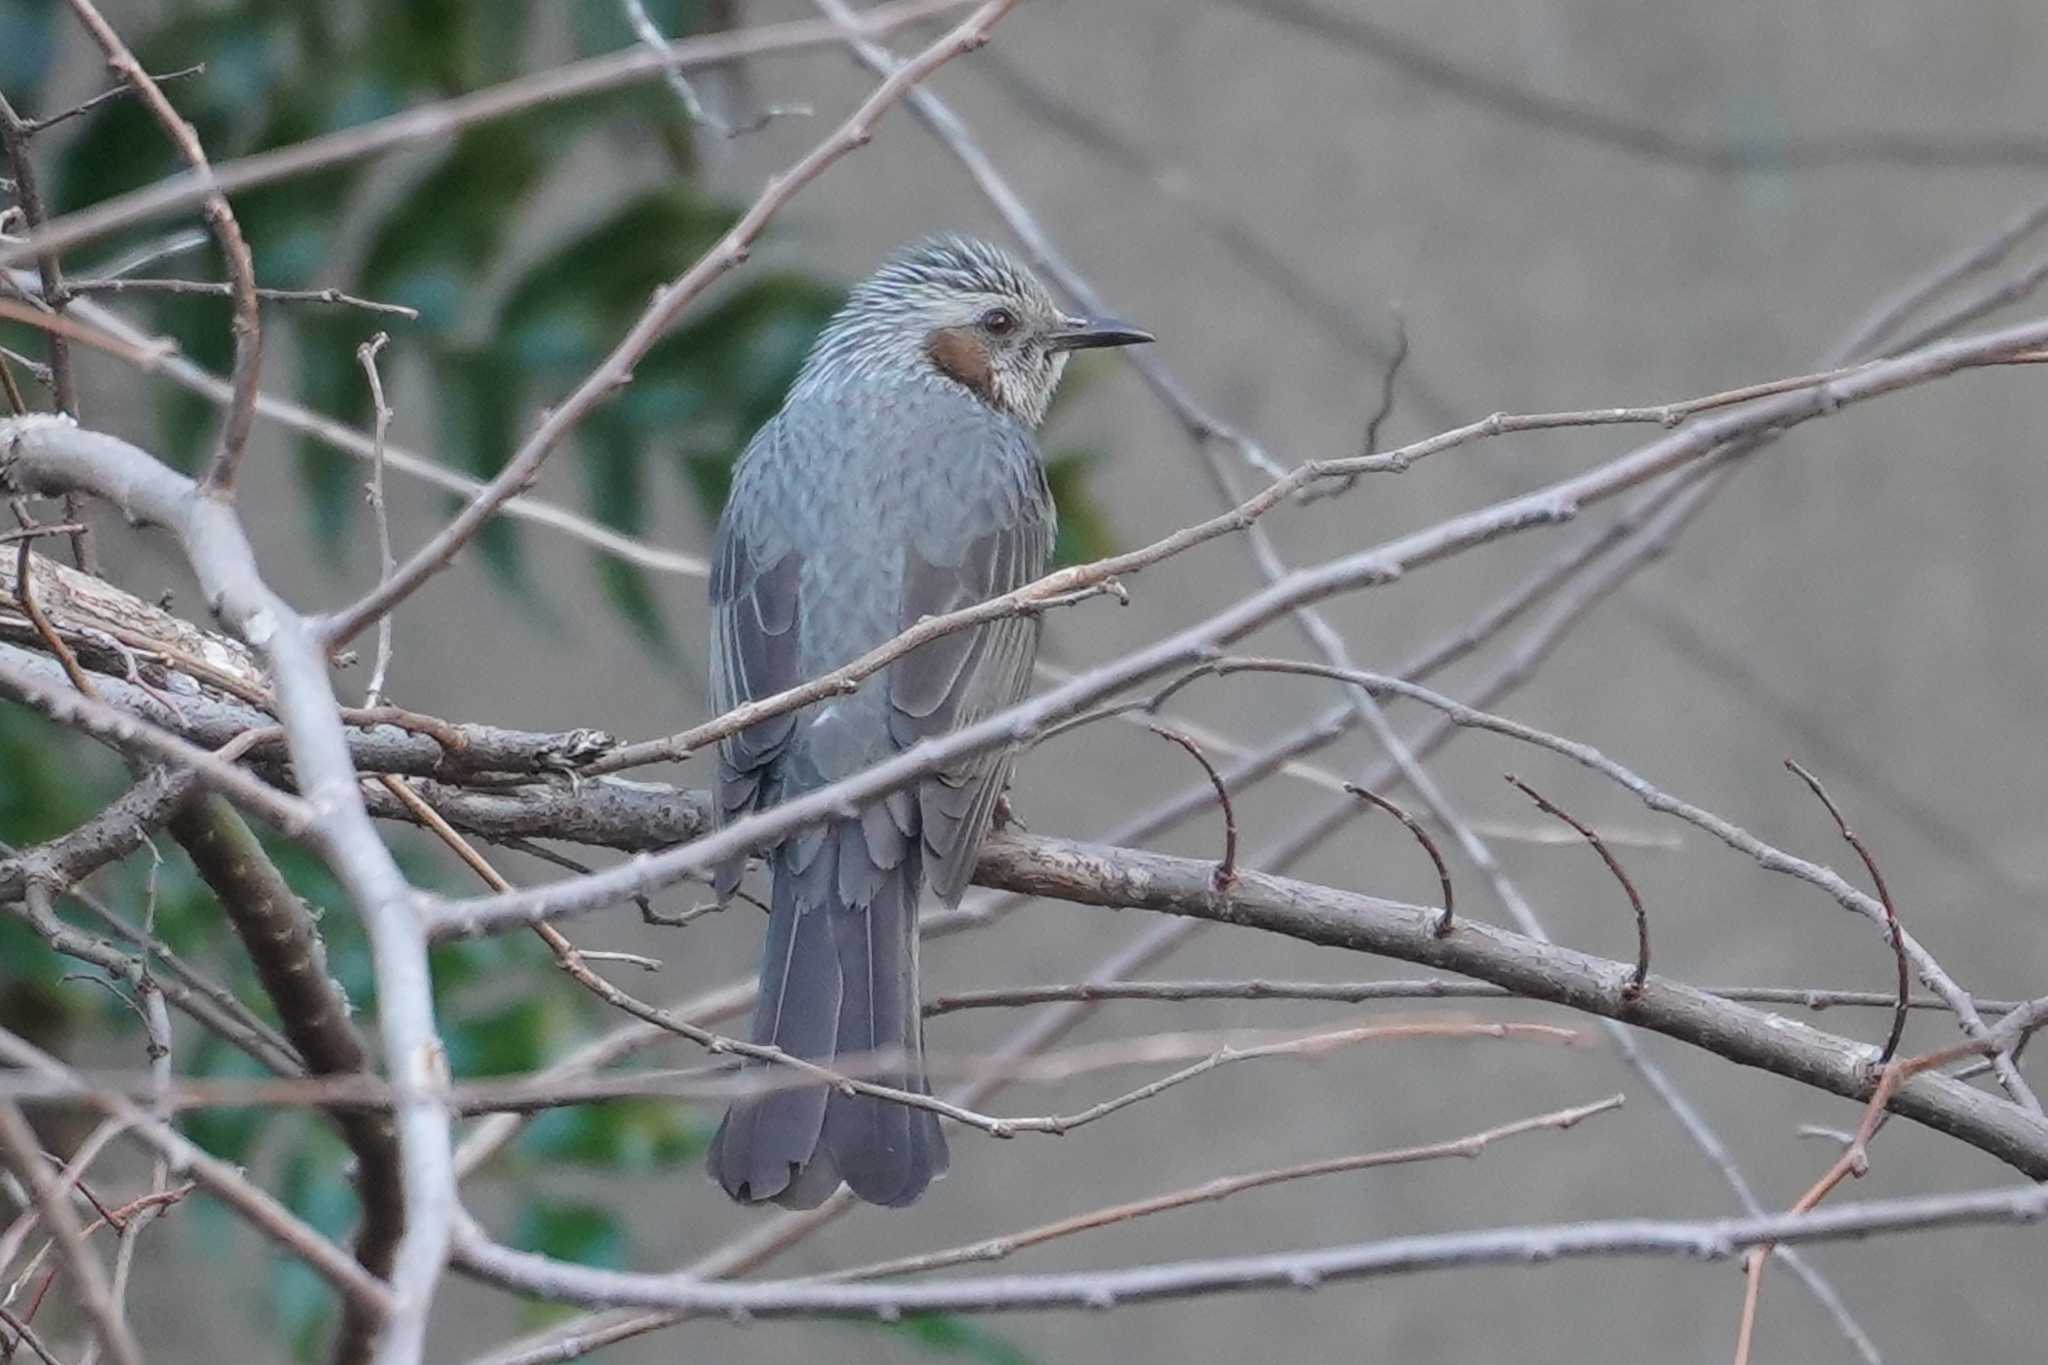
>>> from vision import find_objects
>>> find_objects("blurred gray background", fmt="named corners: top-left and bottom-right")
top-left (38, 0), bottom-right (2048, 1360)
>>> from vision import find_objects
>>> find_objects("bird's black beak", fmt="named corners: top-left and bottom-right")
top-left (1047, 316), bottom-right (1155, 352)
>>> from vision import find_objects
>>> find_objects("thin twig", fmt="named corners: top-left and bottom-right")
top-left (0, 1022), bottom-right (393, 1318)
top-left (12, 537), bottom-right (96, 696)
top-left (41, 290), bottom-right (709, 577)
top-left (62, 0), bottom-right (263, 495)
top-left (621, 0), bottom-right (811, 137)
top-left (829, 1094), bottom-right (1625, 1281)
top-left (15, 64), bottom-right (205, 135)
top-left (356, 334), bottom-right (396, 708)
top-left (1783, 760), bottom-right (1911, 1067)
top-left (0, 90), bottom-right (92, 571)
top-left (1731, 1036), bottom-right (1980, 1365)
top-left (1222, 0), bottom-right (2048, 176)
top-left (1158, 654), bottom-right (2033, 1113)
top-left (66, 276), bottom-right (418, 318)
top-left (0, 1305), bottom-right (63, 1365)
top-left (565, 326), bottom-right (2048, 782)
top-left (1145, 723), bottom-right (1237, 887)
top-left (0, 1101), bottom-right (141, 1365)
top-left (2, 410), bottom-right (444, 1358)
top-left (1503, 774), bottom-right (1649, 1000)
top-left (1343, 783), bottom-right (1453, 936)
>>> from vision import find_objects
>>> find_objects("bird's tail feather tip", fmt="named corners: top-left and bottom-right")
top-left (707, 833), bottom-right (947, 1209)
top-left (708, 1091), bottom-right (946, 1208)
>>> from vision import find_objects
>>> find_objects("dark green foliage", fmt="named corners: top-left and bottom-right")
top-left (518, 1096), bottom-right (713, 1171)
top-left (869, 1315), bottom-right (1042, 1365)
top-left (513, 1197), bottom-right (628, 1269)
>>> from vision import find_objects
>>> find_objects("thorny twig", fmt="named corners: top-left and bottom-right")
top-left (1784, 759), bottom-right (1910, 1066)
top-left (1503, 775), bottom-right (1649, 1000)
top-left (1145, 723), bottom-right (1237, 888)
top-left (1343, 783), bottom-right (1453, 936)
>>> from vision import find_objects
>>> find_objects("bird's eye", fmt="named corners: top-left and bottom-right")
top-left (980, 307), bottom-right (1016, 336)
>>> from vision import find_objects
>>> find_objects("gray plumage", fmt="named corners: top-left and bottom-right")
top-left (705, 236), bottom-right (1151, 1208)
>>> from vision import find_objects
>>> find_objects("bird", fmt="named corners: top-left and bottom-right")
top-left (704, 236), bottom-right (1153, 1208)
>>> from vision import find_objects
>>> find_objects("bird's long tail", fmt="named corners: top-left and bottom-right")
top-left (707, 824), bottom-right (948, 1208)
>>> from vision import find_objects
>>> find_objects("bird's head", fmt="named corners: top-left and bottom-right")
top-left (800, 235), bottom-right (1153, 426)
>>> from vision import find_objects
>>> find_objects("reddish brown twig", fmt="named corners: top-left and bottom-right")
top-left (1784, 759), bottom-right (1909, 1065)
top-left (1147, 723), bottom-right (1238, 888)
top-left (0, 354), bottom-right (27, 417)
top-left (1731, 1035), bottom-right (1978, 1365)
top-left (62, 0), bottom-right (263, 495)
top-left (13, 536), bottom-right (99, 698)
top-left (1504, 774), bottom-right (1648, 999)
top-left (1344, 783), bottom-right (1453, 936)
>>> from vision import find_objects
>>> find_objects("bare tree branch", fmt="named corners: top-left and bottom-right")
top-left (61, 0), bottom-right (264, 495)
top-left (317, 0), bottom-right (1029, 651)
top-left (447, 1182), bottom-right (2048, 1318)
top-left (0, 0), bottom-right (975, 271)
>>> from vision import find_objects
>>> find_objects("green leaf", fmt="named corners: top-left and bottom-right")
top-left (281, 1128), bottom-right (359, 1236)
top-left (428, 932), bottom-right (532, 998)
top-left (0, 916), bottom-right (62, 989)
top-left (271, 1258), bottom-right (335, 1364)
top-left (579, 411), bottom-right (675, 655)
top-left (183, 1034), bottom-right (272, 1163)
top-left (271, 1128), bottom-right (358, 1360)
top-left (445, 997), bottom-right (555, 1078)
top-left (231, 81), bottom-right (396, 289)
top-left (1043, 448), bottom-right (1117, 566)
top-left (868, 1316), bottom-right (1041, 1365)
top-left (54, 11), bottom-right (293, 216)
top-left (657, 273), bottom-right (841, 427)
top-left (369, 0), bottom-right (535, 92)
top-left (513, 1198), bottom-right (627, 1269)
top-left (0, 705), bottom-right (120, 840)
top-left (434, 347), bottom-right (549, 610)
top-left (359, 122), bottom-right (550, 333)
top-left (496, 189), bottom-right (735, 372)
top-left (634, 272), bottom-right (840, 524)
top-left (516, 1097), bottom-right (712, 1171)
top-left (0, 0), bottom-right (57, 106)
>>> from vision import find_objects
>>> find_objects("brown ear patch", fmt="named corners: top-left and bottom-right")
top-left (927, 327), bottom-right (996, 402)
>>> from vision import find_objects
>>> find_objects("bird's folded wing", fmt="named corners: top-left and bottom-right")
top-left (888, 482), bottom-right (1054, 903)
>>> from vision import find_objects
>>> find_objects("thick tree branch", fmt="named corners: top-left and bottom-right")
top-left (970, 834), bottom-right (2048, 1175)
top-left (166, 798), bottom-right (402, 1365)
